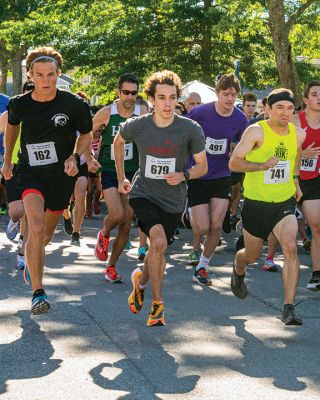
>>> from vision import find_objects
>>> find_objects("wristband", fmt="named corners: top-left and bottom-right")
top-left (72, 152), bottom-right (80, 166)
top-left (293, 175), bottom-right (299, 179)
top-left (183, 170), bottom-right (190, 180)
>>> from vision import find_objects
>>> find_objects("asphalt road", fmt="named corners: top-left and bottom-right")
top-left (0, 211), bottom-right (319, 400)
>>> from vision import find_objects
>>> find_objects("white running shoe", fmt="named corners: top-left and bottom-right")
top-left (6, 219), bottom-right (20, 241)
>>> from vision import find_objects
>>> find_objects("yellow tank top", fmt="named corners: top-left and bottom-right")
top-left (12, 133), bottom-right (21, 164)
top-left (243, 120), bottom-right (297, 202)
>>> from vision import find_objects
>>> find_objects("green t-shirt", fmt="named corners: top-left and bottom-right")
top-left (98, 103), bottom-right (140, 172)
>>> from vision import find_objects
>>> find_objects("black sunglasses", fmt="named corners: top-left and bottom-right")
top-left (120, 89), bottom-right (138, 96)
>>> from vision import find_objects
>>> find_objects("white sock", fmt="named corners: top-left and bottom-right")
top-left (196, 255), bottom-right (210, 271)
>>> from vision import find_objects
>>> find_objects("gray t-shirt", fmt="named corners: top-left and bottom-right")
top-left (120, 113), bottom-right (205, 213)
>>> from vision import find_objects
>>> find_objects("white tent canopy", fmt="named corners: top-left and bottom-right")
top-left (181, 80), bottom-right (242, 105)
top-left (180, 80), bottom-right (217, 104)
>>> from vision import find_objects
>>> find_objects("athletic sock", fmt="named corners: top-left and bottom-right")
top-left (138, 280), bottom-right (146, 290)
top-left (196, 255), bottom-right (210, 271)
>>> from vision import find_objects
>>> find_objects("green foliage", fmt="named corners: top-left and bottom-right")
top-left (0, 0), bottom-right (319, 100)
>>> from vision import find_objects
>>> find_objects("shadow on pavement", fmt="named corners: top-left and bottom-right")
top-left (0, 310), bottom-right (62, 394)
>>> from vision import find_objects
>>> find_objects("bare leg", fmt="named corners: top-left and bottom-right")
top-left (302, 199), bottom-right (320, 272)
top-left (273, 215), bottom-right (300, 304)
top-left (141, 224), bottom-right (167, 301)
top-left (72, 176), bottom-right (88, 234)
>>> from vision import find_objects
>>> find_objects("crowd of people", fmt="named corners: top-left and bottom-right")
top-left (1, 46), bottom-right (320, 327)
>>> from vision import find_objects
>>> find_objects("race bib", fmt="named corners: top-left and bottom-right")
top-left (264, 161), bottom-right (290, 184)
top-left (110, 143), bottom-right (133, 161)
top-left (300, 157), bottom-right (317, 172)
top-left (205, 138), bottom-right (227, 155)
top-left (26, 142), bottom-right (58, 166)
top-left (145, 155), bottom-right (176, 179)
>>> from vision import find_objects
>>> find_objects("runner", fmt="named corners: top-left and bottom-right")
top-left (1, 47), bottom-right (92, 314)
top-left (292, 80), bottom-right (320, 291)
top-left (186, 73), bottom-right (248, 284)
top-left (113, 70), bottom-right (207, 326)
top-left (92, 73), bottom-right (147, 283)
top-left (184, 92), bottom-right (202, 113)
top-left (229, 88), bottom-right (305, 325)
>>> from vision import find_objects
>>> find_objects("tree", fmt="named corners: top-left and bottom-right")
top-left (266, 0), bottom-right (320, 105)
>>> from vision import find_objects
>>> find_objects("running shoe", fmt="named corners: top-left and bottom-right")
top-left (281, 304), bottom-right (303, 326)
top-left (231, 262), bottom-right (247, 298)
top-left (147, 302), bottom-right (166, 327)
top-left (128, 267), bottom-right (144, 314)
top-left (104, 265), bottom-right (122, 283)
top-left (302, 237), bottom-right (311, 251)
top-left (93, 201), bottom-right (100, 215)
top-left (85, 209), bottom-right (92, 218)
top-left (17, 254), bottom-right (25, 270)
top-left (192, 267), bottom-right (212, 286)
top-left (188, 249), bottom-right (200, 266)
top-left (31, 289), bottom-right (50, 315)
top-left (23, 264), bottom-right (31, 285)
top-left (125, 240), bottom-right (132, 250)
top-left (63, 217), bottom-right (73, 236)
top-left (262, 258), bottom-right (280, 272)
top-left (6, 218), bottom-right (20, 241)
top-left (70, 232), bottom-right (80, 246)
top-left (138, 247), bottom-right (146, 261)
top-left (95, 230), bottom-right (110, 261)
top-left (306, 271), bottom-right (320, 291)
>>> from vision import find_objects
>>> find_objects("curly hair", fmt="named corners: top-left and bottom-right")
top-left (144, 70), bottom-right (182, 99)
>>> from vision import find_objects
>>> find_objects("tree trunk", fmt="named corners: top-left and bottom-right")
top-left (200, 0), bottom-right (213, 85)
top-left (0, 63), bottom-right (9, 94)
top-left (267, 0), bottom-right (303, 106)
top-left (12, 48), bottom-right (24, 95)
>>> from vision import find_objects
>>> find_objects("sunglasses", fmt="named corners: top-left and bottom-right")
top-left (120, 89), bottom-right (138, 96)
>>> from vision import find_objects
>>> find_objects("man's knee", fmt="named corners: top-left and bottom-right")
top-left (150, 234), bottom-right (167, 253)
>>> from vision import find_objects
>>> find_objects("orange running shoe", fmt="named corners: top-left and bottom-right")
top-left (104, 265), bottom-right (122, 283)
top-left (95, 230), bottom-right (110, 261)
top-left (147, 301), bottom-right (166, 326)
top-left (128, 267), bottom-right (144, 314)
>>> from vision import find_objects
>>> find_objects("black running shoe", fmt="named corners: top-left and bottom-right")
top-left (222, 211), bottom-right (231, 234)
top-left (31, 289), bottom-right (50, 315)
top-left (281, 304), bottom-right (303, 326)
top-left (70, 232), bottom-right (80, 246)
top-left (231, 262), bottom-right (247, 298)
top-left (306, 271), bottom-right (320, 291)
top-left (63, 217), bottom-right (73, 236)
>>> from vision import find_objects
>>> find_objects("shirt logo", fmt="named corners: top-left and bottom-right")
top-left (274, 143), bottom-right (288, 160)
top-left (51, 114), bottom-right (69, 127)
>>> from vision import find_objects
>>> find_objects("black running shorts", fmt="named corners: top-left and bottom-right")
top-left (17, 167), bottom-right (76, 213)
top-left (241, 197), bottom-right (296, 240)
top-left (101, 171), bottom-right (136, 190)
top-left (129, 197), bottom-right (182, 245)
top-left (231, 172), bottom-right (245, 186)
top-left (187, 176), bottom-right (231, 207)
top-left (299, 176), bottom-right (320, 203)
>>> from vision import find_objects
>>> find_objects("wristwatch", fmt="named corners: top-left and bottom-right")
top-left (183, 170), bottom-right (190, 180)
